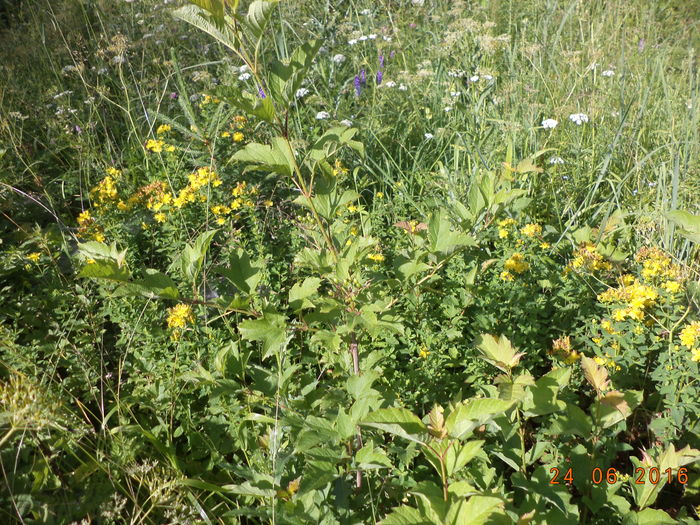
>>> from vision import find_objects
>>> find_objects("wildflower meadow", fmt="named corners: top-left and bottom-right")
top-left (1, 0), bottom-right (700, 523)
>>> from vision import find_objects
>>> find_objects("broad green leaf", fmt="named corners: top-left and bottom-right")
top-left (446, 440), bottom-right (484, 476)
top-left (362, 408), bottom-right (427, 444)
top-left (581, 356), bottom-right (609, 393)
top-left (118, 269), bottom-right (179, 299)
top-left (232, 137), bottom-right (295, 176)
top-left (476, 334), bottom-right (524, 372)
top-left (446, 398), bottom-right (514, 439)
top-left (551, 404), bottom-right (593, 437)
top-left (173, 5), bottom-right (239, 50)
top-left (356, 442), bottom-right (393, 469)
top-left (288, 276), bottom-right (321, 312)
top-left (665, 209), bottom-right (700, 243)
top-left (217, 249), bottom-right (264, 295)
top-left (243, 0), bottom-right (278, 39)
top-left (593, 389), bottom-right (641, 429)
top-left (446, 495), bottom-right (505, 525)
top-left (622, 509), bottom-right (676, 525)
top-left (380, 506), bottom-right (431, 525)
top-left (238, 311), bottom-right (287, 359)
top-left (176, 229), bottom-right (217, 284)
top-left (428, 209), bottom-right (476, 255)
top-left (78, 260), bottom-right (131, 282)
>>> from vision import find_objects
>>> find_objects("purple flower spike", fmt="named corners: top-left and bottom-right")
top-left (360, 69), bottom-right (366, 85)
top-left (390, 50), bottom-right (395, 59)
top-left (258, 86), bottom-right (266, 99)
top-left (376, 70), bottom-right (383, 85)
top-left (354, 75), bottom-right (361, 97)
top-left (379, 54), bottom-right (384, 69)
top-left (169, 92), bottom-right (179, 100)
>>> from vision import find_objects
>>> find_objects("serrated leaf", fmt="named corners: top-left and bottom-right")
top-left (288, 276), bottom-right (321, 312)
top-left (238, 312), bottom-right (287, 359)
top-left (446, 398), bottom-right (514, 439)
top-left (356, 442), bottom-right (393, 468)
top-left (476, 334), bottom-right (524, 372)
top-left (361, 408), bottom-right (427, 444)
top-left (581, 356), bottom-right (609, 393)
top-left (217, 249), bottom-right (264, 295)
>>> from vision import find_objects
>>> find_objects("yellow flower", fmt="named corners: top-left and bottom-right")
top-left (93, 232), bottom-right (105, 242)
top-left (504, 253), bottom-right (529, 274)
top-left (347, 205), bottom-right (358, 213)
top-left (498, 228), bottom-right (509, 239)
top-left (539, 242), bottom-right (551, 249)
top-left (145, 139), bottom-right (165, 153)
top-left (105, 167), bottom-right (122, 177)
top-left (27, 252), bottom-right (41, 262)
top-left (419, 346), bottom-right (430, 359)
top-left (233, 132), bottom-right (244, 142)
top-left (156, 124), bottom-right (172, 135)
top-left (154, 212), bottom-right (166, 223)
top-left (332, 159), bottom-right (349, 177)
top-left (216, 217), bottom-right (226, 225)
top-left (264, 200), bottom-right (273, 207)
top-left (232, 181), bottom-right (247, 197)
top-left (680, 322), bottom-right (700, 350)
top-left (86, 259), bottom-right (96, 265)
top-left (367, 253), bottom-right (385, 262)
top-left (234, 115), bottom-right (247, 128)
top-left (692, 348), bottom-right (700, 362)
top-left (77, 210), bottom-right (93, 227)
top-left (520, 223), bottom-right (542, 237)
top-left (220, 131), bottom-right (231, 138)
top-left (117, 200), bottom-right (128, 211)
top-left (663, 280), bottom-right (681, 294)
top-left (167, 303), bottom-right (194, 330)
top-left (500, 271), bottom-right (514, 282)
top-left (376, 192), bottom-right (384, 198)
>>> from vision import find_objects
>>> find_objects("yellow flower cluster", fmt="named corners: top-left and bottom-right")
top-left (27, 252), bottom-right (41, 262)
top-left (200, 94), bottom-right (222, 107)
top-left (520, 223), bottom-right (542, 237)
top-left (90, 167), bottom-right (122, 207)
top-left (635, 247), bottom-right (682, 282)
top-left (504, 252), bottom-right (529, 273)
top-left (233, 115), bottom-right (247, 129)
top-left (594, 353), bottom-right (621, 371)
top-left (367, 253), bottom-right (385, 262)
top-left (549, 336), bottom-right (581, 364)
top-left (498, 217), bottom-right (516, 239)
top-left (598, 279), bottom-right (658, 321)
top-left (156, 124), bottom-right (172, 135)
top-left (166, 304), bottom-right (194, 339)
top-left (419, 346), bottom-right (430, 359)
top-left (145, 139), bottom-right (175, 153)
top-left (680, 322), bottom-right (700, 361)
top-left (77, 210), bottom-right (105, 242)
top-left (568, 242), bottom-right (612, 273)
top-left (332, 159), bottom-right (349, 177)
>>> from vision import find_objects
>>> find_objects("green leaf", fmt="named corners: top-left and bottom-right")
top-left (665, 209), bottom-right (700, 243)
top-left (427, 209), bottom-right (476, 255)
top-left (446, 495), bottom-right (505, 525)
top-left (622, 509), bottom-right (676, 525)
top-left (217, 249), bottom-right (264, 295)
top-left (238, 311), bottom-right (287, 360)
top-left (362, 408), bottom-right (428, 444)
top-left (118, 269), bottom-right (179, 299)
top-left (232, 137), bottom-right (295, 176)
top-left (380, 506), bottom-right (431, 525)
top-left (356, 442), bottom-right (393, 469)
top-left (173, 5), bottom-right (239, 50)
top-left (288, 277), bottom-right (321, 312)
top-left (593, 390), bottom-right (642, 429)
top-left (78, 260), bottom-right (131, 282)
top-left (446, 440), bottom-right (484, 476)
top-left (551, 404), bottom-right (592, 437)
top-left (176, 230), bottom-right (217, 284)
top-left (446, 398), bottom-right (514, 439)
top-left (476, 334), bottom-right (525, 373)
top-left (243, 0), bottom-right (278, 39)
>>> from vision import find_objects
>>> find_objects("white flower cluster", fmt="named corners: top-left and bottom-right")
top-left (541, 118), bottom-right (558, 129)
top-left (316, 111), bottom-right (330, 120)
top-left (569, 113), bottom-right (589, 125)
top-left (295, 88), bottom-right (309, 98)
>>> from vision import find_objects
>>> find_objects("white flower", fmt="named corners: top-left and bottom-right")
top-left (541, 118), bottom-right (558, 129)
top-left (111, 56), bottom-right (126, 65)
top-left (444, 106), bottom-right (452, 112)
top-left (384, 80), bottom-right (397, 88)
top-left (382, 36), bottom-right (392, 42)
top-left (360, 8), bottom-right (371, 15)
top-left (295, 88), bottom-right (310, 98)
top-left (340, 119), bottom-right (353, 126)
top-left (447, 70), bottom-right (464, 78)
top-left (348, 39), bottom-right (358, 45)
top-left (238, 72), bottom-right (252, 81)
top-left (412, 0), bottom-right (425, 5)
top-left (549, 156), bottom-right (565, 165)
top-left (568, 113), bottom-right (589, 125)
top-left (332, 54), bottom-right (346, 64)
top-left (470, 75), bottom-right (480, 82)
top-left (602, 69), bottom-right (615, 77)
top-left (316, 111), bottom-right (330, 120)
top-left (398, 84), bottom-right (408, 91)
top-left (62, 65), bottom-right (77, 73)
top-left (368, 34), bottom-right (377, 39)
top-left (483, 74), bottom-right (494, 80)
top-left (97, 68), bottom-right (108, 75)
top-left (359, 35), bottom-right (368, 41)
top-left (239, 65), bottom-right (250, 73)
top-left (424, 132), bottom-right (434, 139)
top-left (450, 91), bottom-right (461, 97)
